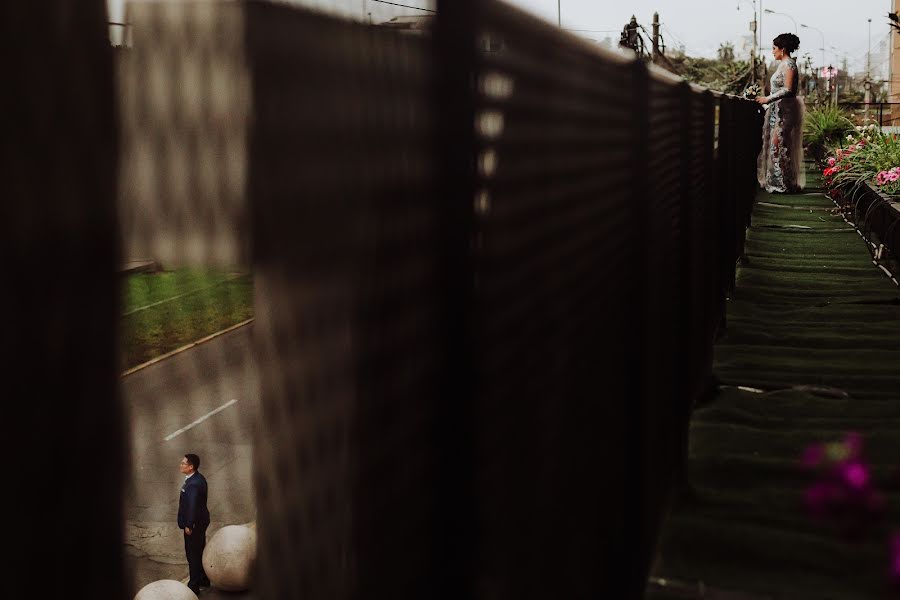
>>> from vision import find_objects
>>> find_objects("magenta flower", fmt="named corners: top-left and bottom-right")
top-left (800, 432), bottom-right (885, 538)
top-left (839, 461), bottom-right (870, 490)
top-left (827, 157), bottom-right (836, 167)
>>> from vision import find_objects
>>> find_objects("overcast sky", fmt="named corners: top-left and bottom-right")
top-left (109, 0), bottom-right (896, 75)
top-left (510, 0), bottom-right (894, 73)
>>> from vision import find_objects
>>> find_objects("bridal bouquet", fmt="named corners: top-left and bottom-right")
top-left (742, 83), bottom-right (761, 99)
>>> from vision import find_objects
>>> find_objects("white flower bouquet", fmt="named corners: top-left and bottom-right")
top-left (742, 83), bottom-right (762, 100)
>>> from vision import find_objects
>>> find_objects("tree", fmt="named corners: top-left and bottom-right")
top-left (889, 12), bottom-right (900, 35)
top-left (717, 43), bottom-right (735, 63)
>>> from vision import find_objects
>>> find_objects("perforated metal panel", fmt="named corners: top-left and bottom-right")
top-left (119, 0), bottom-right (252, 267)
top-left (8, 1), bottom-right (765, 597)
top-left (3, 2), bottom-right (124, 598)
top-left (245, 5), bottom-right (441, 599)
top-left (469, 4), bottom-right (645, 597)
top-left (686, 89), bottom-right (717, 399)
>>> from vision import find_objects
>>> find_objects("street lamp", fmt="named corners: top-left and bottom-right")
top-left (738, 1), bottom-right (762, 86)
top-left (825, 64), bottom-right (837, 104)
top-left (830, 45), bottom-right (846, 69)
top-left (737, 1), bottom-right (758, 66)
top-left (800, 23), bottom-right (825, 69)
top-left (764, 8), bottom-right (797, 34)
top-left (867, 18), bottom-right (872, 81)
top-left (866, 18), bottom-right (872, 112)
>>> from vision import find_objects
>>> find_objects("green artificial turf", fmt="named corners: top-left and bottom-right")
top-left (650, 173), bottom-right (900, 599)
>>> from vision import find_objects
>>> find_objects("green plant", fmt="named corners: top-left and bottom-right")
top-left (804, 105), bottom-right (855, 163)
top-left (823, 126), bottom-right (900, 200)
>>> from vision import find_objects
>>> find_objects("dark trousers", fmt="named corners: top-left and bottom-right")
top-left (184, 524), bottom-right (209, 590)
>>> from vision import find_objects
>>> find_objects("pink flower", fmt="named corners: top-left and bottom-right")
top-left (839, 461), bottom-right (870, 490)
top-left (849, 144), bottom-right (858, 152)
top-left (800, 432), bottom-right (886, 539)
top-left (888, 172), bottom-right (899, 182)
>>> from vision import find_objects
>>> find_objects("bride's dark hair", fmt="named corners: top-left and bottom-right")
top-left (773, 33), bottom-right (800, 54)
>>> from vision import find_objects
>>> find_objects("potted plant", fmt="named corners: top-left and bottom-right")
top-left (804, 104), bottom-right (855, 166)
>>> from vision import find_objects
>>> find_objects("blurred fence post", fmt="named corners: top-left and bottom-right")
top-left (433, 0), bottom-right (481, 598)
top-left (1, 2), bottom-right (123, 597)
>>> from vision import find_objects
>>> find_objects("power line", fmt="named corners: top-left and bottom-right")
top-left (660, 24), bottom-right (685, 46)
top-left (660, 24), bottom-right (700, 55)
top-left (370, 0), bottom-right (435, 13)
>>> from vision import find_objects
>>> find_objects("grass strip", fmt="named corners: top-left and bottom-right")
top-left (121, 270), bottom-right (253, 369)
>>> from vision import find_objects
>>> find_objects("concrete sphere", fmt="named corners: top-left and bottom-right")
top-left (134, 580), bottom-right (198, 600)
top-left (202, 524), bottom-right (257, 591)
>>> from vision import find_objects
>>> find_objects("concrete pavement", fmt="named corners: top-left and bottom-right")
top-left (123, 325), bottom-right (257, 598)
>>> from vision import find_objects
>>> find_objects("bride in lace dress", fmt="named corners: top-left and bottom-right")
top-left (756, 33), bottom-right (805, 193)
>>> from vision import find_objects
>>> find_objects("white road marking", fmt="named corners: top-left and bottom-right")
top-left (164, 399), bottom-right (239, 441)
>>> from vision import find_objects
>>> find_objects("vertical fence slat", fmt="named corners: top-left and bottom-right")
top-left (247, 6), bottom-right (442, 599)
top-left (102, 1), bottom-right (766, 597)
top-left (433, 0), bottom-right (481, 597)
top-left (2, 2), bottom-right (123, 597)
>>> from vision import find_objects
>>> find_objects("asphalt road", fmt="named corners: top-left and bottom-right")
top-left (123, 325), bottom-right (257, 598)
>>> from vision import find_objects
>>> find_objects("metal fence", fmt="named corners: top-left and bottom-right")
top-left (12, 0), bottom-right (762, 598)
top-left (835, 102), bottom-right (900, 127)
top-left (844, 185), bottom-right (900, 281)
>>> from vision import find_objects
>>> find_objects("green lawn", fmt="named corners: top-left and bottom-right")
top-left (121, 269), bottom-right (253, 370)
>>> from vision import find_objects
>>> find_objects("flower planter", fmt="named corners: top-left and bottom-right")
top-left (858, 182), bottom-right (900, 262)
top-left (828, 179), bottom-right (900, 266)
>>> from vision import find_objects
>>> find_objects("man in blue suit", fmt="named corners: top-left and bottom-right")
top-left (178, 453), bottom-right (211, 594)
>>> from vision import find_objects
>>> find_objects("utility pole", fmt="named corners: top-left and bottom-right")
top-left (834, 65), bottom-right (839, 105)
top-left (652, 12), bottom-right (660, 62)
top-left (557, 0), bottom-right (561, 27)
top-left (866, 18), bottom-right (872, 119)
top-left (758, 0), bottom-right (764, 87)
top-left (749, 4), bottom-right (758, 87)
top-left (867, 18), bottom-right (872, 80)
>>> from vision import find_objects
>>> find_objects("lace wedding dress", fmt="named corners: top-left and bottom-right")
top-left (757, 57), bottom-right (806, 193)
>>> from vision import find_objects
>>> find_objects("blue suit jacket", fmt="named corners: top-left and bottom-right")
top-left (177, 472), bottom-right (210, 530)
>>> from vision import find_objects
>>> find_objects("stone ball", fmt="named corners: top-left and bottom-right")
top-left (134, 580), bottom-right (198, 600)
top-left (202, 524), bottom-right (257, 591)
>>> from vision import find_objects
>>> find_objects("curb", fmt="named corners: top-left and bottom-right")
top-left (122, 318), bottom-right (254, 378)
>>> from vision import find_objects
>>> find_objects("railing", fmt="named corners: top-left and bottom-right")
top-left (845, 184), bottom-right (900, 281)
top-left (12, 1), bottom-right (762, 598)
top-left (835, 102), bottom-right (900, 127)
